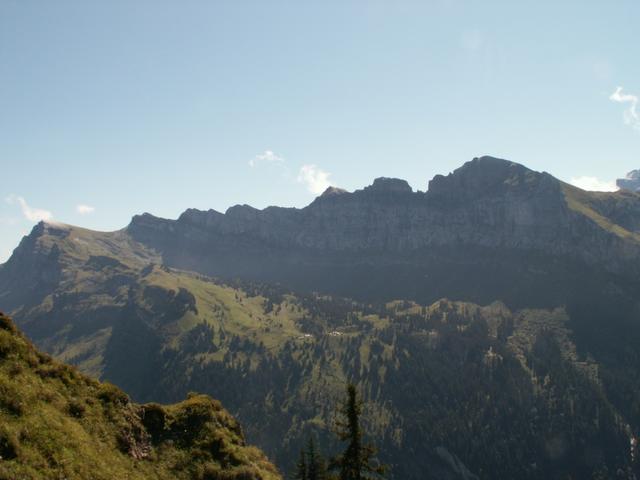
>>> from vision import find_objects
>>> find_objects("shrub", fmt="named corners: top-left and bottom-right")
top-left (0, 384), bottom-right (24, 416)
top-left (0, 333), bottom-right (17, 359)
top-left (0, 315), bottom-right (16, 333)
top-left (67, 398), bottom-right (86, 418)
top-left (0, 426), bottom-right (19, 460)
top-left (140, 403), bottom-right (167, 440)
top-left (97, 382), bottom-right (129, 405)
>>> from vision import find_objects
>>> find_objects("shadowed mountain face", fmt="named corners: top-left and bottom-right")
top-left (2, 156), bottom-right (640, 479)
top-left (125, 156), bottom-right (640, 309)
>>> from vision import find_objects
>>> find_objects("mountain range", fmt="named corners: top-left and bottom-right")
top-left (1, 156), bottom-right (640, 479)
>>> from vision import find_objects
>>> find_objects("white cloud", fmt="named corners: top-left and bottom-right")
top-left (297, 164), bottom-right (334, 195)
top-left (610, 86), bottom-right (639, 131)
top-left (5, 194), bottom-right (53, 222)
top-left (76, 204), bottom-right (95, 215)
top-left (249, 150), bottom-right (285, 168)
top-left (249, 151), bottom-right (335, 195)
top-left (569, 176), bottom-right (618, 192)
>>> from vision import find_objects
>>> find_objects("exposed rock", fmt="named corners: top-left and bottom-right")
top-left (5, 156), bottom-right (640, 314)
top-left (320, 186), bottom-right (349, 197)
top-left (617, 169), bottom-right (640, 192)
top-left (364, 177), bottom-right (413, 194)
top-left (122, 156), bottom-right (640, 309)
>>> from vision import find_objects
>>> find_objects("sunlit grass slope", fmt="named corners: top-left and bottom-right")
top-left (0, 312), bottom-right (281, 480)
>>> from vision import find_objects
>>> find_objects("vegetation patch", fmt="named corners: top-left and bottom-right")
top-left (0, 313), bottom-right (281, 480)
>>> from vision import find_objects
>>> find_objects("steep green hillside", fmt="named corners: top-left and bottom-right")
top-left (561, 183), bottom-right (640, 241)
top-left (0, 312), bottom-right (280, 480)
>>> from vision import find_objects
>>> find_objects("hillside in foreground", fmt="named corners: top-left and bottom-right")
top-left (0, 312), bottom-right (280, 480)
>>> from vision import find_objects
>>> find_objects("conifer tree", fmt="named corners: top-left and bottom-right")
top-left (331, 384), bottom-right (386, 480)
top-left (307, 436), bottom-right (327, 480)
top-left (294, 447), bottom-right (308, 480)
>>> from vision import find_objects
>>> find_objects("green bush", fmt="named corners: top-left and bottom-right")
top-left (0, 426), bottom-right (19, 460)
top-left (67, 398), bottom-right (86, 418)
top-left (141, 403), bottom-right (168, 440)
top-left (97, 382), bottom-right (129, 405)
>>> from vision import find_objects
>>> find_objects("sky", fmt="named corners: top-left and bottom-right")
top-left (1, 0), bottom-right (639, 262)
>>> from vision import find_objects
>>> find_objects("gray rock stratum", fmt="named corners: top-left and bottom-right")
top-left (123, 156), bottom-right (640, 308)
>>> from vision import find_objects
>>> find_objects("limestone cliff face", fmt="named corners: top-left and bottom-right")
top-left (4, 156), bottom-right (640, 309)
top-left (127, 156), bottom-right (640, 278)
top-left (0, 222), bottom-right (65, 312)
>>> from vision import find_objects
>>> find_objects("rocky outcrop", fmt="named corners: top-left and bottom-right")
top-left (617, 169), bottom-right (640, 192)
top-left (0, 222), bottom-right (66, 312)
top-left (130, 156), bottom-right (638, 256)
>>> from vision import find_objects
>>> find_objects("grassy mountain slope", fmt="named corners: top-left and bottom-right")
top-left (0, 312), bottom-right (280, 480)
top-left (561, 183), bottom-right (640, 242)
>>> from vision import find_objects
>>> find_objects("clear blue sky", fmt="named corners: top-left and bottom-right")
top-left (1, 0), bottom-right (639, 262)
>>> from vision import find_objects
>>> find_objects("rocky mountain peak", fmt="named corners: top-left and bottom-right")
top-left (178, 208), bottom-right (224, 227)
top-left (427, 156), bottom-right (553, 201)
top-left (320, 186), bottom-right (349, 197)
top-left (365, 177), bottom-right (413, 194)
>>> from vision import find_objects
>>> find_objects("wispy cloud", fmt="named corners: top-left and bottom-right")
top-left (249, 150), bottom-right (285, 168)
top-left (250, 150), bottom-right (335, 195)
top-left (297, 164), bottom-right (333, 195)
top-left (610, 86), bottom-right (639, 131)
top-left (5, 194), bottom-right (53, 222)
top-left (569, 176), bottom-right (618, 192)
top-left (76, 204), bottom-right (95, 215)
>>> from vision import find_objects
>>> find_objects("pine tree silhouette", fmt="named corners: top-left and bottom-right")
top-left (307, 436), bottom-right (327, 480)
top-left (330, 384), bottom-right (387, 480)
top-left (294, 447), bottom-right (308, 480)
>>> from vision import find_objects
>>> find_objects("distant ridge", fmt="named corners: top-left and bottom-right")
top-left (116, 156), bottom-right (640, 308)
